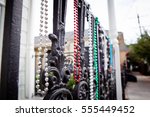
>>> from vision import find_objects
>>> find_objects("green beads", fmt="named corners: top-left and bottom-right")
top-left (93, 17), bottom-right (99, 100)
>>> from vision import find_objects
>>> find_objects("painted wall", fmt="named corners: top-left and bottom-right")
top-left (18, 0), bottom-right (36, 99)
top-left (18, 0), bottom-right (31, 99)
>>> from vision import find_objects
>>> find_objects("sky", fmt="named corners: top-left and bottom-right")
top-left (115, 0), bottom-right (150, 44)
top-left (34, 0), bottom-right (150, 45)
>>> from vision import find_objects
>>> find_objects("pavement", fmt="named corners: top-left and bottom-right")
top-left (126, 72), bottom-right (150, 100)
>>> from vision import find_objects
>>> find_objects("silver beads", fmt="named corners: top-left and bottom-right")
top-left (36, 80), bottom-right (40, 84)
top-left (38, 52), bottom-right (42, 56)
top-left (45, 72), bottom-right (48, 77)
top-left (44, 48), bottom-right (48, 53)
top-left (41, 91), bottom-right (45, 95)
top-left (45, 77), bottom-right (49, 82)
top-left (88, 11), bottom-right (94, 100)
top-left (45, 53), bottom-right (48, 57)
top-left (45, 63), bottom-right (48, 67)
top-left (38, 65), bottom-right (42, 69)
top-left (38, 47), bottom-right (42, 51)
top-left (38, 61), bottom-right (42, 65)
top-left (45, 67), bottom-right (48, 72)
top-left (45, 82), bottom-right (49, 87)
top-left (36, 85), bottom-right (40, 89)
top-left (37, 89), bottom-right (42, 93)
top-left (44, 87), bottom-right (48, 92)
top-left (43, 0), bottom-right (49, 93)
top-left (36, 0), bottom-right (49, 94)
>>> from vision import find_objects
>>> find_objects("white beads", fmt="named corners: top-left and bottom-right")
top-left (36, 80), bottom-right (40, 84)
top-left (38, 61), bottom-right (42, 65)
top-left (45, 82), bottom-right (49, 87)
top-left (36, 74), bottom-right (40, 78)
top-left (45, 67), bottom-right (48, 72)
top-left (45, 63), bottom-right (48, 67)
top-left (36, 85), bottom-right (40, 89)
top-left (44, 87), bottom-right (48, 92)
top-left (45, 72), bottom-right (48, 77)
top-left (88, 11), bottom-right (94, 100)
top-left (37, 89), bottom-right (42, 93)
top-left (38, 56), bottom-right (42, 60)
top-left (38, 65), bottom-right (42, 69)
top-left (35, 0), bottom-right (49, 95)
top-left (45, 77), bottom-right (49, 82)
top-left (45, 58), bottom-right (48, 62)
top-left (41, 91), bottom-right (45, 95)
top-left (45, 43), bottom-right (49, 47)
top-left (38, 47), bottom-right (42, 51)
top-left (37, 69), bottom-right (41, 73)
top-left (44, 48), bottom-right (48, 53)
top-left (45, 53), bottom-right (48, 57)
top-left (38, 52), bottom-right (42, 56)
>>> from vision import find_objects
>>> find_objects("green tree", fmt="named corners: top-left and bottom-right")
top-left (128, 31), bottom-right (150, 64)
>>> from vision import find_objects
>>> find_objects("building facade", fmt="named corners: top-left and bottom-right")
top-left (34, 30), bottom-right (128, 72)
top-left (117, 32), bottom-right (128, 68)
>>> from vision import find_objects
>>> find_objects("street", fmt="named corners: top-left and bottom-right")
top-left (126, 72), bottom-right (150, 100)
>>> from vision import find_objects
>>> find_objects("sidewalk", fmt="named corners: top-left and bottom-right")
top-left (126, 72), bottom-right (150, 100)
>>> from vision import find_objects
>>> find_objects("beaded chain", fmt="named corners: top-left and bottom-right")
top-left (88, 11), bottom-right (94, 100)
top-left (93, 17), bottom-right (99, 100)
top-left (36, 0), bottom-right (49, 95)
top-left (74, 0), bottom-right (82, 82)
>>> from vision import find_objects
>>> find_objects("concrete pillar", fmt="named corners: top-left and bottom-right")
top-left (107, 0), bottom-right (122, 100)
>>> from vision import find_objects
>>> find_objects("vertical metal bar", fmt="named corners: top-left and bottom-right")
top-left (78, 0), bottom-right (86, 79)
top-left (0, 0), bottom-right (23, 100)
top-left (53, 0), bottom-right (67, 47)
top-left (53, 0), bottom-right (67, 72)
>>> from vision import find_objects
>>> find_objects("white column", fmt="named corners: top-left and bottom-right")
top-left (0, 0), bottom-right (5, 86)
top-left (107, 0), bottom-right (122, 100)
top-left (25, 0), bottom-right (37, 99)
top-left (0, 0), bottom-right (5, 5)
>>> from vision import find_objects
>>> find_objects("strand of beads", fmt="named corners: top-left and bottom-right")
top-left (88, 11), bottom-right (94, 100)
top-left (36, 0), bottom-right (49, 95)
top-left (43, 0), bottom-right (49, 94)
top-left (93, 17), bottom-right (99, 100)
top-left (74, 0), bottom-right (81, 82)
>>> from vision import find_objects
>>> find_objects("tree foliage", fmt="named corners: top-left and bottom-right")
top-left (128, 31), bottom-right (150, 64)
